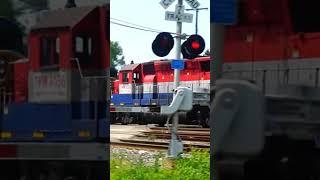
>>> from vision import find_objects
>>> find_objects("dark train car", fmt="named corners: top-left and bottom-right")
top-left (0, 5), bottom-right (109, 179)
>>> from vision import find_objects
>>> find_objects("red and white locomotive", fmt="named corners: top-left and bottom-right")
top-left (110, 56), bottom-right (210, 127)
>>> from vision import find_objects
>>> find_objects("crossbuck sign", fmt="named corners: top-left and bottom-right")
top-left (184, 0), bottom-right (200, 9)
top-left (165, 4), bottom-right (193, 23)
top-left (160, 0), bottom-right (200, 9)
top-left (161, 0), bottom-right (200, 23)
top-left (160, 0), bottom-right (176, 9)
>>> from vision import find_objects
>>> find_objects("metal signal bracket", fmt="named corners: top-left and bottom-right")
top-left (160, 86), bottom-right (193, 115)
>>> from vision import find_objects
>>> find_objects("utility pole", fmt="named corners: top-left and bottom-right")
top-left (185, 7), bottom-right (208, 34)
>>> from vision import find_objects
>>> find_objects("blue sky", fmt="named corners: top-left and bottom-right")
top-left (110, 0), bottom-right (210, 65)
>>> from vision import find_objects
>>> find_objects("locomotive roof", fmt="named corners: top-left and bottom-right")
top-left (119, 63), bottom-right (140, 71)
top-left (31, 6), bottom-right (97, 30)
top-left (118, 57), bottom-right (210, 72)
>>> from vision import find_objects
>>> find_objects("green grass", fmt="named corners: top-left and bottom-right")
top-left (110, 149), bottom-right (210, 180)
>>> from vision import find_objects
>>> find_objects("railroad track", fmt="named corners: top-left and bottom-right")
top-left (142, 130), bottom-right (209, 136)
top-left (111, 139), bottom-right (210, 151)
top-left (150, 127), bottom-right (210, 132)
top-left (144, 127), bottom-right (210, 141)
top-left (111, 125), bottom-right (210, 151)
top-left (136, 134), bottom-right (210, 142)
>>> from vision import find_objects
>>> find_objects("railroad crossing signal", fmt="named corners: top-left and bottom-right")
top-left (181, 34), bottom-right (205, 59)
top-left (158, 0), bottom-right (203, 158)
top-left (152, 33), bottom-right (205, 58)
top-left (152, 32), bottom-right (174, 57)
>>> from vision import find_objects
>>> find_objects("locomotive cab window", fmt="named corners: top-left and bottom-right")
top-left (133, 73), bottom-right (139, 81)
top-left (40, 36), bottom-right (60, 69)
top-left (122, 72), bottom-right (129, 83)
top-left (74, 35), bottom-right (93, 64)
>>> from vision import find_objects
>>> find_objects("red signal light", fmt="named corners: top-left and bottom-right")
top-left (152, 32), bottom-right (174, 57)
top-left (191, 41), bottom-right (200, 49)
top-left (160, 39), bottom-right (168, 46)
top-left (181, 34), bottom-right (205, 59)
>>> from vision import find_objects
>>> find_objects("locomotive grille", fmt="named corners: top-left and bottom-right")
top-left (266, 98), bottom-right (305, 117)
top-left (266, 96), bottom-right (320, 122)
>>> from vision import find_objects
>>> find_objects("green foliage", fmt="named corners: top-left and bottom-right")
top-left (0, 0), bottom-right (48, 18)
top-left (110, 149), bottom-right (210, 180)
top-left (19, 0), bottom-right (48, 12)
top-left (110, 67), bottom-right (118, 78)
top-left (0, 0), bottom-right (15, 18)
top-left (111, 41), bottom-right (125, 69)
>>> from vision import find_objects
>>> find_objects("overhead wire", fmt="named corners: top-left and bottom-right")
top-left (110, 17), bottom-right (188, 36)
top-left (110, 21), bottom-right (162, 33)
top-left (110, 17), bottom-right (162, 32)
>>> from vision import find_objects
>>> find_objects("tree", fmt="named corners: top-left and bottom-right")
top-left (0, 0), bottom-right (17, 18)
top-left (110, 41), bottom-right (125, 69)
top-left (0, 0), bottom-right (48, 55)
top-left (110, 67), bottom-right (118, 78)
top-left (18, 0), bottom-right (48, 13)
top-left (0, 0), bottom-right (48, 18)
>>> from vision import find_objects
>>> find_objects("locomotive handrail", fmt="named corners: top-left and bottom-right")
top-left (70, 58), bottom-right (108, 79)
